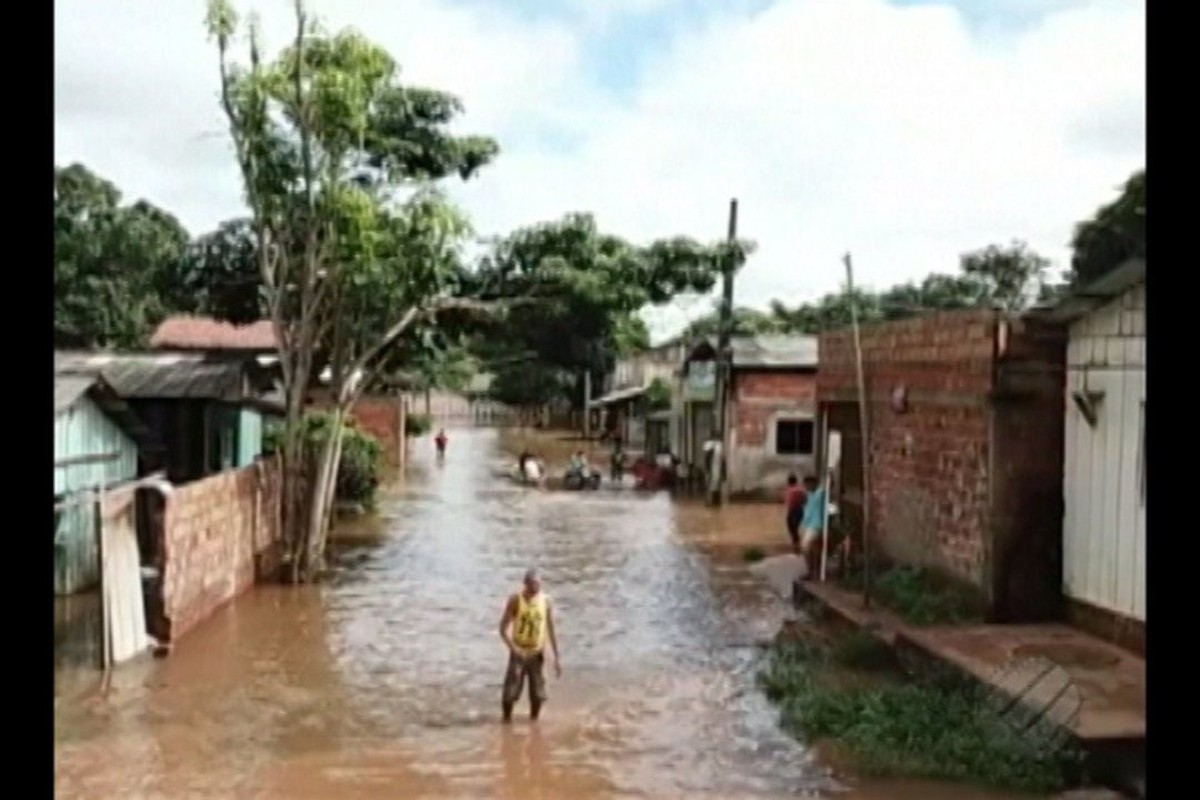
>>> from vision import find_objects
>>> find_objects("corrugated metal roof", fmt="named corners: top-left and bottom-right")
top-left (588, 384), bottom-right (647, 408)
top-left (54, 375), bottom-right (95, 414)
top-left (731, 335), bottom-right (818, 368)
top-left (55, 352), bottom-right (247, 401)
top-left (683, 334), bottom-right (818, 369)
top-left (1029, 258), bottom-right (1145, 324)
top-left (54, 372), bottom-right (158, 453)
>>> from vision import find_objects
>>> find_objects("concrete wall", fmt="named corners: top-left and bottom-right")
top-left (818, 310), bottom-right (1066, 621)
top-left (161, 458), bottom-right (281, 643)
top-left (728, 370), bottom-right (818, 496)
top-left (1063, 283), bottom-right (1146, 627)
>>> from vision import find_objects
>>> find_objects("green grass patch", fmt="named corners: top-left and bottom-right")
top-left (829, 630), bottom-right (899, 672)
top-left (742, 546), bottom-right (766, 563)
top-left (839, 563), bottom-right (985, 626)
top-left (759, 639), bottom-right (1083, 793)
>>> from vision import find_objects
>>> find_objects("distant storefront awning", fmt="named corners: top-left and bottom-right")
top-left (587, 385), bottom-right (647, 409)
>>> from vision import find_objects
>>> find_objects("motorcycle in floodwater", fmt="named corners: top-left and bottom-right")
top-left (562, 466), bottom-right (602, 490)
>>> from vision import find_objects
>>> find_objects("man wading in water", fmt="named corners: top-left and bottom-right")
top-left (498, 569), bottom-right (561, 722)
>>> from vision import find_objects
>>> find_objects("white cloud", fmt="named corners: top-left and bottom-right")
top-left (55, 0), bottom-right (1144, 340)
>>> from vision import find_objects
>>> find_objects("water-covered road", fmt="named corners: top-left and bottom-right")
top-left (54, 429), bottom-right (1038, 800)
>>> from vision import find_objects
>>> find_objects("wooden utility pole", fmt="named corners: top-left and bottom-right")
top-left (583, 369), bottom-right (592, 439)
top-left (712, 198), bottom-right (738, 506)
top-left (843, 253), bottom-right (872, 609)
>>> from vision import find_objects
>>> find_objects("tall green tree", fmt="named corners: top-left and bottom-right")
top-left (474, 213), bottom-right (750, 408)
top-left (54, 163), bottom-right (191, 348)
top-left (761, 241), bottom-right (1051, 335)
top-left (683, 304), bottom-right (782, 339)
top-left (958, 240), bottom-right (1049, 312)
top-left (207, 0), bottom-right (498, 580)
top-left (1069, 169), bottom-right (1144, 286)
top-left (179, 217), bottom-right (265, 324)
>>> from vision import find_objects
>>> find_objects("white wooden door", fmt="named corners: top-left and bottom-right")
top-left (1062, 366), bottom-right (1146, 621)
top-left (101, 492), bottom-right (150, 665)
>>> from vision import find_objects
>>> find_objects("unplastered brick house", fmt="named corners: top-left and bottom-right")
top-left (678, 335), bottom-right (819, 498)
top-left (817, 310), bottom-right (1067, 622)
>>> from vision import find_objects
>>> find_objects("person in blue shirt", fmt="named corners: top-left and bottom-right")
top-left (799, 475), bottom-right (827, 578)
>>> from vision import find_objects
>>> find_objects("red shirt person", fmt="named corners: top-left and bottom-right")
top-left (435, 429), bottom-right (448, 456)
top-left (782, 473), bottom-right (807, 554)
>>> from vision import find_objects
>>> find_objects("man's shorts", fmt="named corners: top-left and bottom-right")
top-left (502, 650), bottom-right (547, 706)
top-left (801, 526), bottom-right (824, 549)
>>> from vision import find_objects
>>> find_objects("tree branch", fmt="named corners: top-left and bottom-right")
top-left (344, 305), bottom-right (421, 393)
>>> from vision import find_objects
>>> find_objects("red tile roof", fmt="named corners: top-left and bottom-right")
top-left (150, 316), bottom-right (277, 352)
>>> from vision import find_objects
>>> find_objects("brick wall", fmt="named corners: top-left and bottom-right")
top-left (733, 371), bottom-right (817, 446)
top-left (728, 369), bottom-right (817, 496)
top-left (161, 457), bottom-right (281, 643)
top-left (307, 391), bottom-right (404, 464)
top-left (817, 310), bottom-right (1066, 621)
top-left (346, 395), bottom-right (403, 465)
top-left (819, 310), bottom-right (997, 585)
top-left (816, 309), bottom-right (1070, 623)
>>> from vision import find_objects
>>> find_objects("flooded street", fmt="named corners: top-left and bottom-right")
top-left (55, 429), bottom-right (1042, 800)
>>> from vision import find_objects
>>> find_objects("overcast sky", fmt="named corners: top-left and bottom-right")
top-left (55, 0), bottom-right (1144, 340)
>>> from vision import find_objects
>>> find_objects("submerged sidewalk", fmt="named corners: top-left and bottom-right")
top-left (796, 580), bottom-right (1146, 746)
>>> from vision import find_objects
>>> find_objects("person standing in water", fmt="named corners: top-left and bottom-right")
top-left (498, 568), bottom-right (561, 722)
top-left (783, 473), bottom-right (807, 555)
top-left (434, 428), bottom-right (448, 459)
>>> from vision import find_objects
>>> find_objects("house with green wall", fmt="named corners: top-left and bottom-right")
top-left (54, 374), bottom-right (153, 595)
top-left (55, 351), bottom-right (281, 486)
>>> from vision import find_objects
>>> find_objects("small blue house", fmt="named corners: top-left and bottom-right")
top-left (54, 373), bottom-right (152, 595)
top-left (55, 352), bottom-right (281, 485)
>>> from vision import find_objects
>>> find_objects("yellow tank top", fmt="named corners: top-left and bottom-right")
top-left (511, 592), bottom-right (548, 651)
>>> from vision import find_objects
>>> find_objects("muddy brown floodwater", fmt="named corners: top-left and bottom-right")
top-left (55, 428), bottom-right (1046, 800)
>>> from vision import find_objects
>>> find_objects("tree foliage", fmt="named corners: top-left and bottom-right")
top-left (206, 0), bottom-right (499, 579)
top-left (698, 241), bottom-right (1051, 338)
top-left (474, 212), bottom-right (751, 407)
top-left (54, 163), bottom-right (191, 348)
top-left (958, 240), bottom-right (1049, 312)
top-left (645, 377), bottom-right (672, 411)
top-left (179, 217), bottom-right (264, 324)
top-left (1069, 169), bottom-right (1144, 286)
top-left (683, 305), bottom-right (782, 339)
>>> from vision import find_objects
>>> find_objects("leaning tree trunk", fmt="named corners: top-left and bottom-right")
top-left (301, 406), bottom-right (348, 579)
top-left (317, 414), bottom-right (347, 554)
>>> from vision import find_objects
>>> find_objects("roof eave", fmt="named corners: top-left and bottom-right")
top-left (1029, 258), bottom-right (1145, 324)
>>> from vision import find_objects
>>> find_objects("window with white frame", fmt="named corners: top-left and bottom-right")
top-left (775, 419), bottom-right (815, 456)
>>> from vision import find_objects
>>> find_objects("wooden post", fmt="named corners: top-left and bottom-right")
top-left (583, 370), bottom-right (592, 439)
top-left (713, 198), bottom-right (738, 506)
top-left (843, 253), bottom-right (872, 608)
top-left (96, 481), bottom-right (110, 673)
top-left (819, 407), bottom-right (830, 582)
